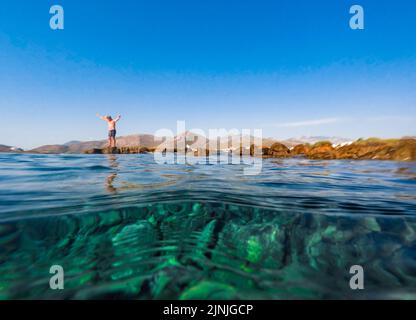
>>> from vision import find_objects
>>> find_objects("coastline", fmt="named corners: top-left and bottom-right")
top-left (62, 138), bottom-right (416, 162)
top-left (2, 138), bottom-right (415, 162)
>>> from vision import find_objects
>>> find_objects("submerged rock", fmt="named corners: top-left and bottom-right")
top-left (2, 201), bottom-right (416, 299)
top-left (0, 224), bottom-right (20, 259)
top-left (180, 281), bottom-right (238, 300)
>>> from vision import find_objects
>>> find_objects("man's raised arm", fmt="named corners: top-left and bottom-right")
top-left (114, 115), bottom-right (121, 122)
top-left (96, 113), bottom-right (107, 121)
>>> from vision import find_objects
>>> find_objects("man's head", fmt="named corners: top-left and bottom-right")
top-left (106, 115), bottom-right (113, 121)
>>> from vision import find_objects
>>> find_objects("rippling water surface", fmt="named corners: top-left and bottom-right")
top-left (1, 153), bottom-right (416, 299)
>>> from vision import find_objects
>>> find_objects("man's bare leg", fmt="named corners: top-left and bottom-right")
top-left (113, 137), bottom-right (117, 148)
top-left (108, 137), bottom-right (112, 148)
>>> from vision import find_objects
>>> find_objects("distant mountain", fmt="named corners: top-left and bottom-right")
top-left (27, 132), bottom-right (276, 154)
top-left (63, 140), bottom-right (82, 146)
top-left (282, 136), bottom-right (352, 147)
top-left (170, 133), bottom-right (277, 152)
top-left (29, 145), bottom-right (70, 154)
top-left (212, 135), bottom-right (276, 151)
top-left (0, 144), bottom-right (24, 153)
top-left (28, 134), bottom-right (161, 154)
top-left (0, 144), bottom-right (13, 152)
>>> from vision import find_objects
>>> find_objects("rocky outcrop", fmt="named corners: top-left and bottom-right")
top-left (84, 147), bottom-right (156, 154)
top-left (289, 139), bottom-right (415, 161)
top-left (267, 143), bottom-right (291, 158)
top-left (84, 148), bottom-right (104, 154)
top-left (262, 147), bottom-right (270, 156)
top-left (335, 138), bottom-right (416, 161)
top-left (82, 138), bottom-right (416, 161)
top-left (306, 141), bottom-right (335, 160)
top-left (291, 144), bottom-right (311, 156)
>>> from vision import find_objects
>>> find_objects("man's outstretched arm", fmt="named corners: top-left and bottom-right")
top-left (114, 115), bottom-right (121, 122)
top-left (96, 113), bottom-right (107, 121)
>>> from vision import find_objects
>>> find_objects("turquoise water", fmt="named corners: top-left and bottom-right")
top-left (0, 153), bottom-right (416, 299)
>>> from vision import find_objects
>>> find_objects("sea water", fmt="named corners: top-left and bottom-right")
top-left (0, 153), bottom-right (415, 299)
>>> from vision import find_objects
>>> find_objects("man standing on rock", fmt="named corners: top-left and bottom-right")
top-left (97, 114), bottom-right (121, 148)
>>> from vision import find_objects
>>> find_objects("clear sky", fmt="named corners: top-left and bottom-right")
top-left (0, 0), bottom-right (415, 149)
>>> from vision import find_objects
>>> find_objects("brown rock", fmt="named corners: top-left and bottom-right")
top-left (84, 148), bottom-right (103, 154)
top-left (84, 146), bottom-right (156, 154)
top-left (391, 139), bottom-right (416, 161)
top-left (104, 147), bottom-right (121, 154)
top-left (291, 144), bottom-right (310, 156)
top-left (336, 140), bottom-right (386, 160)
top-left (262, 147), bottom-right (270, 156)
top-left (118, 147), bottom-right (137, 154)
top-left (81, 138), bottom-right (416, 161)
top-left (193, 149), bottom-right (210, 156)
top-left (307, 141), bottom-right (335, 160)
top-left (269, 143), bottom-right (290, 158)
top-left (336, 138), bottom-right (416, 161)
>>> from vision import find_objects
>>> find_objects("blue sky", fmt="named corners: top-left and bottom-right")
top-left (0, 0), bottom-right (415, 149)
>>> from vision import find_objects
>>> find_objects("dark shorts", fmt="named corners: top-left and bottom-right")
top-left (108, 130), bottom-right (116, 138)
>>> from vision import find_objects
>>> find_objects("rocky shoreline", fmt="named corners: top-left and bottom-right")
top-left (84, 146), bottom-right (156, 154)
top-left (263, 138), bottom-right (416, 161)
top-left (83, 138), bottom-right (416, 161)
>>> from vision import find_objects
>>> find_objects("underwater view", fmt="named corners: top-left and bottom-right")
top-left (0, 153), bottom-right (415, 299)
